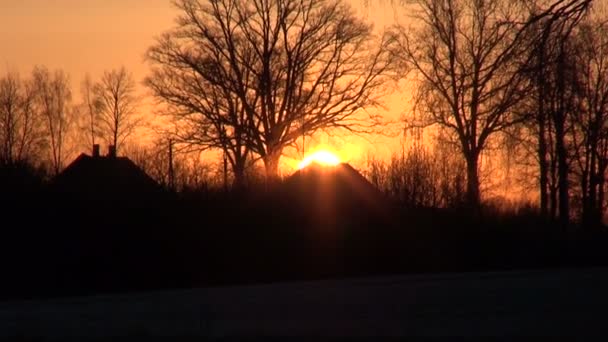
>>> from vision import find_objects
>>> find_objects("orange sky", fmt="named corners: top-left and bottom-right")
top-left (0, 0), bottom-right (174, 90)
top-left (0, 0), bottom-right (408, 170)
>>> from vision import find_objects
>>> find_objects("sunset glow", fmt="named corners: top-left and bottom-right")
top-left (298, 150), bottom-right (341, 169)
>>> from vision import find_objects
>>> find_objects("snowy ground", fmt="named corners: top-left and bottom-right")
top-left (2, 267), bottom-right (608, 338)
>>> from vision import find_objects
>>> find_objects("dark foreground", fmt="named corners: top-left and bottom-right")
top-left (2, 267), bottom-right (608, 339)
top-left (5, 181), bottom-right (608, 301)
top-left (4, 164), bottom-right (608, 338)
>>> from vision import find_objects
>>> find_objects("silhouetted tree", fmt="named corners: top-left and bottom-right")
top-left (389, 0), bottom-right (589, 210)
top-left (521, 0), bottom-right (590, 227)
top-left (32, 66), bottom-right (74, 175)
top-left (0, 71), bottom-right (42, 165)
top-left (78, 73), bottom-right (101, 151)
top-left (366, 138), bottom-right (465, 208)
top-left (125, 140), bottom-right (217, 191)
top-left (146, 0), bottom-right (394, 180)
top-left (569, 15), bottom-right (608, 228)
top-left (94, 67), bottom-right (141, 153)
top-left (388, 144), bottom-right (441, 207)
top-left (552, 21), bottom-right (581, 228)
top-left (528, 11), bottom-right (553, 219)
top-left (146, 65), bottom-right (253, 186)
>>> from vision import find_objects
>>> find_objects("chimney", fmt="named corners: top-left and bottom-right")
top-left (108, 145), bottom-right (116, 158)
top-left (92, 144), bottom-right (100, 158)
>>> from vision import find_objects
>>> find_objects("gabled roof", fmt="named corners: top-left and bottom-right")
top-left (52, 153), bottom-right (162, 200)
top-left (282, 162), bottom-right (390, 220)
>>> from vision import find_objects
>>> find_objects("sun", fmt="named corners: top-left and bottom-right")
top-left (298, 150), bottom-right (341, 169)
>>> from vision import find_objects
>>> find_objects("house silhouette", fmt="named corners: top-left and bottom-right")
top-left (286, 162), bottom-right (387, 204)
top-left (281, 162), bottom-right (393, 230)
top-left (45, 145), bottom-right (179, 293)
top-left (51, 144), bottom-right (163, 202)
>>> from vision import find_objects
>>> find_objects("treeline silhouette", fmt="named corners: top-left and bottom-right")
top-left (2, 157), bottom-right (608, 301)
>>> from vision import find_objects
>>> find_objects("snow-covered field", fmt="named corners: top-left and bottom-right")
top-left (2, 267), bottom-right (608, 338)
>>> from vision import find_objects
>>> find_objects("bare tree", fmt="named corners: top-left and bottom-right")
top-left (365, 139), bottom-right (465, 208)
top-left (32, 66), bottom-right (74, 175)
top-left (125, 140), bottom-right (216, 191)
top-left (569, 16), bottom-right (608, 228)
top-left (389, 0), bottom-right (589, 209)
top-left (0, 71), bottom-right (41, 165)
top-left (146, 65), bottom-right (254, 186)
top-left (0, 72), bottom-right (21, 164)
top-left (517, 0), bottom-right (590, 228)
top-left (79, 73), bottom-right (101, 151)
top-left (94, 67), bottom-right (141, 153)
top-left (146, 0), bottom-right (394, 180)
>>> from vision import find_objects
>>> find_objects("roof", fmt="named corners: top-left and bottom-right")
top-left (51, 153), bottom-right (163, 201)
top-left (281, 162), bottom-right (390, 222)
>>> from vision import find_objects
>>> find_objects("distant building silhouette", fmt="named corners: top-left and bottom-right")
top-left (287, 162), bottom-right (385, 200)
top-left (282, 162), bottom-right (392, 226)
top-left (51, 144), bottom-right (163, 202)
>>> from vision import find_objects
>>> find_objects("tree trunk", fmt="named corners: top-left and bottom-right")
top-left (588, 154), bottom-right (605, 229)
top-left (223, 150), bottom-right (228, 191)
top-left (555, 50), bottom-right (570, 230)
top-left (113, 126), bottom-right (118, 153)
top-left (597, 165), bottom-right (606, 227)
top-left (233, 155), bottom-right (247, 189)
top-left (589, 172), bottom-right (599, 228)
top-left (537, 26), bottom-right (550, 220)
top-left (581, 170), bottom-right (590, 227)
top-left (550, 174), bottom-right (558, 221)
top-left (555, 110), bottom-right (569, 229)
top-left (263, 148), bottom-right (283, 183)
top-left (465, 151), bottom-right (481, 211)
top-left (538, 112), bottom-right (549, 218)
top-left (584, 149), bottom-right (597, 228)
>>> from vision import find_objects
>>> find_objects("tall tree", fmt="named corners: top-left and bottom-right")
top-left (32, 66), bottom-right (74, 175)
top-left (570, 16), bottom-right (608, 228)
top-left (389, 0), bottom-right (589, 209)
top-left (0, 72), bottom-right (21, 164)
top-left (0, 71), bottom-right (42, 165)
top-left (522, 0), bottom-right (590, 226)
top-left (146, 64), bottom-right (253, 186)
top-left (146, 0), bottom-right (394, 180)
top-left (94, 67), bottom-right (141, 153)
top-left (79, 73), bottom-right (101, 151)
